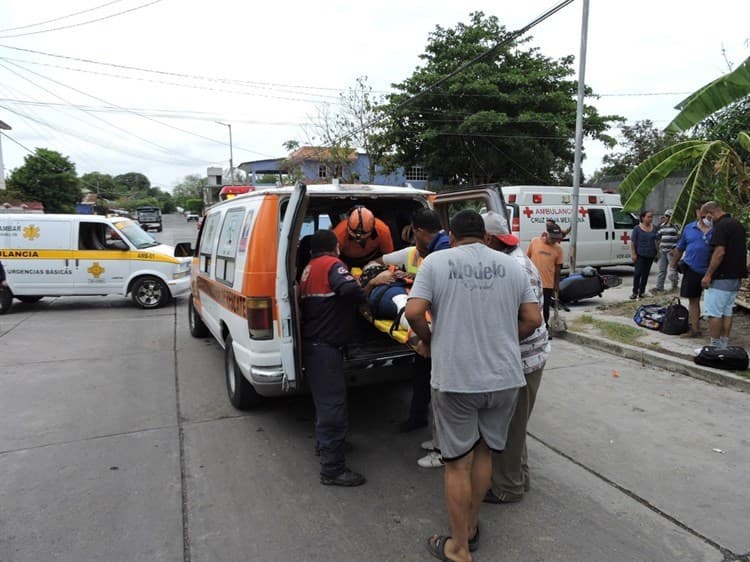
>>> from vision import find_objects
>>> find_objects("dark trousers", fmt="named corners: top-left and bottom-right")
top-left (542, 288), bottom-right (554, 327)
top-left (303, 341), bottom-right (348, 479)
top-left (633, 256), bottom-right (655, 296)
top-left (408, 355), bottom-right (431, 423)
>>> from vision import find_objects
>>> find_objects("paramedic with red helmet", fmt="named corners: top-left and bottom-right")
top-left (333, 206), bottom-right (394, 268)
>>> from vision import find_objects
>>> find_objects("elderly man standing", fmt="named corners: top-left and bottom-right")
top-left (406, 210), bottom-right (542, 562)
top-left (700, 201), bottom-right (748, 349)
top-left (481, 211), bottom-right (550, 505)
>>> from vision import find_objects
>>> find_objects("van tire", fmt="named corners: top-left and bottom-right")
top-left (0, 288), bottom-right (12, 314)
top-left (131, 276), bottom-right (171, 309)
top-left (225, 335), bottom-right (262, 410)
top-left (188, 296), bottom-right (210, 337)
top-left (16, 296), bottom-right (42, 304)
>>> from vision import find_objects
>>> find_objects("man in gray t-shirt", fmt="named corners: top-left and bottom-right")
top-left (405, 210), bottom-right (542, 561)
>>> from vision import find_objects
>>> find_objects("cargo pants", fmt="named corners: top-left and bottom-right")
top-left (303, 341), bottom-right (348, 479)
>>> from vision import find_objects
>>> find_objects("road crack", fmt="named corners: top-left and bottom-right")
top-left (172, 298), bottom-right (191, 562)
top-left (528, 432), bottom-right (740, 561)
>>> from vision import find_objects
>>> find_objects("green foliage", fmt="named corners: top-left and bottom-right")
top-left (114, 172), bottom-right (151, 194)
top-left (591, 120), bottom-right (688, 183)
top-left (695, 98), bottom-right (750, 153)
top-left (374, 12), bottom-right (621, 187)
top-left (172, 174), bottom-right (206, 208)
top-left (185, 198), bottom-right (203, 213)
top-left (7, 148), bottom-right (82, 213)
top-left (80, 172), bottom-right (126, 200)
top-left (667, 56), bottom-right (750, 133)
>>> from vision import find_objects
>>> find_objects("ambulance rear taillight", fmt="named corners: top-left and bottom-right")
top-left (511, 217), bottom-right (520, 232)
top-left (247, 297), bottom-right (273, 340)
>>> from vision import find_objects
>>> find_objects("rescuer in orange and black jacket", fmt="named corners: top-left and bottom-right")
top-left (299, 229), bottom-right (392, 487)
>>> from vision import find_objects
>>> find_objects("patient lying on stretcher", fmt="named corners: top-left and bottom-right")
top-left (358, 262), bottom-right (413, 334)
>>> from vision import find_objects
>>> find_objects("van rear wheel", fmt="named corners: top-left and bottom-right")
top-left (131, 276), bottom-right (171, 309)
top-left (225, 335), bottom-right (262, 410)
top-left (188, 296), bottom-right (210, 337)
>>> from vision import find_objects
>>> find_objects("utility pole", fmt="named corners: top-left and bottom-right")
top-left (215, 121), bottom-right (234, 185)
top-left (568, 0), bottom-right (590, 273)
top-left (0, 119), bottom-right (11, 191)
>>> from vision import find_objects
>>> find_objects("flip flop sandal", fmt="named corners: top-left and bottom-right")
top-left (425, 535), bottom-right (453, 562)
top-left (469, 522), bottom-right (480, 552)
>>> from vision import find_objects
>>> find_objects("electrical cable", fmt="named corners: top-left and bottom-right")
top-left (1, 58), bottom-right (273, 157)
top-left (0, 0), bottom-right (164, 39)
top-left (0, 0), bottom-right (127, 33)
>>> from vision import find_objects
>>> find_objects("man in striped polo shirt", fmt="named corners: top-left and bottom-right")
top-left (482, 211), bottom-right (550, 504)
top-left (653, 209), bottom-right (680, 294)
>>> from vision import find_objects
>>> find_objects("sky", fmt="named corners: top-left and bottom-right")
top-left (0, 0), bottom-right (748, 192)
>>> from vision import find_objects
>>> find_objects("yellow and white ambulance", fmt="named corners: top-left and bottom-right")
top-left (0, 213), bottom-right (191, 313)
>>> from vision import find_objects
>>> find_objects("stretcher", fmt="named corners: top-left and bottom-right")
top-left (359, 305), bottom-right (413, 345)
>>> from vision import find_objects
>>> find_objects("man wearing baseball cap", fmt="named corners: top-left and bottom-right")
top-left (527, 223), bottom-right (564, 329)
top-left (653, 209), bottom-right (680, 294)
top-left (482, 211), bottom-right (550, 504)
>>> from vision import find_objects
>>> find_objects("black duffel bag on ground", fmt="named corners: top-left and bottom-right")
top-left (660, 297), bottom-right (689, 335)
top-left (694, 346), bottom-right (749, 371)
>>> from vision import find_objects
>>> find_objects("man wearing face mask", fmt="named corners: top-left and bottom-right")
top-left (670, 205), bottom-right (713, 337)
top-left (333, 206), bottom-right (394, 268)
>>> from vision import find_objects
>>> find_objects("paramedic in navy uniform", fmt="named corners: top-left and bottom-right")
top-left (299, 229), bottom-right (391, 487)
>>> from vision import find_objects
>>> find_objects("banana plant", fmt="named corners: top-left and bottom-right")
top-left (621, 56), bottom-right (750, 228)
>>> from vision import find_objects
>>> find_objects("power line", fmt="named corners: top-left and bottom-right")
top-left (0, 55), bottom-right (338, 104)
top-left (0, 44), bottom-right (344, 93)
top-left (0, 0), bottom-right (127, 33)
top-left (1, 58), bottom-right (273, 157)
top-left (0, 0), bottom-right (164, 39)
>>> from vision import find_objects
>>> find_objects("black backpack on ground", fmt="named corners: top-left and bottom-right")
top-left (694, 346), bottom-right (749, 371)
top-left (660, 297), bottom-right (689, 335)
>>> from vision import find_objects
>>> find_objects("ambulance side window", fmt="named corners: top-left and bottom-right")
top-left (588, 209), bottom-right (607, 230)
top-left (612, 208), bottom-right (637, 229)
top-left (199, 213), bottom-right (221, 275)
top-left (215, 208), bottom-right (245, 286)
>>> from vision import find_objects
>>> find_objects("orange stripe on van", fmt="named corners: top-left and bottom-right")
top-left (242, 194), bottom-right (279, 320)
top-left (196, 276), bottom-right (248, 319)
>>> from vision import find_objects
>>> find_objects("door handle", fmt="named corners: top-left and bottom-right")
top-left (605, 232), bottom-right (609, 240)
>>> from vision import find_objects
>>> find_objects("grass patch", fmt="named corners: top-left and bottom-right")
top-left (571, 314), bottom-right (645, 345)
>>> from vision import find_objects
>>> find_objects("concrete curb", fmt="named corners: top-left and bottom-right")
top-left (558, 329), bottom-right (750, 394)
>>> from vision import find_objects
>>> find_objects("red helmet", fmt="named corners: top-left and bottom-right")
top-left (346, 206), bottom-right (377, 244)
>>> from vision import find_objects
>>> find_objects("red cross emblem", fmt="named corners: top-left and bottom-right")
top-left (523, 206), bottom-right (533, 219)
top-left (578, 207), bottom-right (588, 217)
top-left (620, 232), bottom-right (631, 244)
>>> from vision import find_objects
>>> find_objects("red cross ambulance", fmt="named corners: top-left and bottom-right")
top-left (502, 185), bottom-right (637, 269)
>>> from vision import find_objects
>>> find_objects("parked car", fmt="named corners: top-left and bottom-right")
top-left (186, 213), bottom-right (200, 222)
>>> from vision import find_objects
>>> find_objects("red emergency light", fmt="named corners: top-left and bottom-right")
top-left (507, 194), bottom-right (516, 203)
top-left (219, 185), bottom-right (255, 201)
top-left (588, 195), bottom-right (598, 204)
top-left (532, 194), bottom-right (542, 204)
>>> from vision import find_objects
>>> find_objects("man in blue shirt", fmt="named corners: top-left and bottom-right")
top-left (671, 206), bottom-right (713, 337)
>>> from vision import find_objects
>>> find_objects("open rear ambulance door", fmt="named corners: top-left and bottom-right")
top-left (432, 184), bottom-right (509, 229)
top-left (276, 183), bottom-right (308, 391)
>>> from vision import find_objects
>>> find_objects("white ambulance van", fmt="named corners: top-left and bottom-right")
top-left (502, 185), bottom-right (638, 269)
top-left (188, 182), bottom-right (509, 409)
top-left (0, 214), bottom-right (192, 313)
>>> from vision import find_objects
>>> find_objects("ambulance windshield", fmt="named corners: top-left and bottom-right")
top-left (113, 219), bottom-right (159, 249)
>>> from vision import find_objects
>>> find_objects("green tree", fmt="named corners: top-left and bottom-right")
top-left (621, 56), bottom-right (750, 229)
top-left (375, 12), bottom-right (620, 187)
top-left (80, 172), bottom-right (125, 200)
top-left (7, 148), bottom-right (82, 213)
top-left (172, 174), bottom-right (206, 208)
top-left (114, 172), bottom-right (151, 194)
top-left (590, 120), bottom-right (688, 184)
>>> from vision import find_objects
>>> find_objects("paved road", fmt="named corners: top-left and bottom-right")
top-left (0, 215), bottom-right (748, 562)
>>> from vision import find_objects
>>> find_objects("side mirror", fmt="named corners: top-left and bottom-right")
top-left (174, 242), bottom-right (193, 257)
